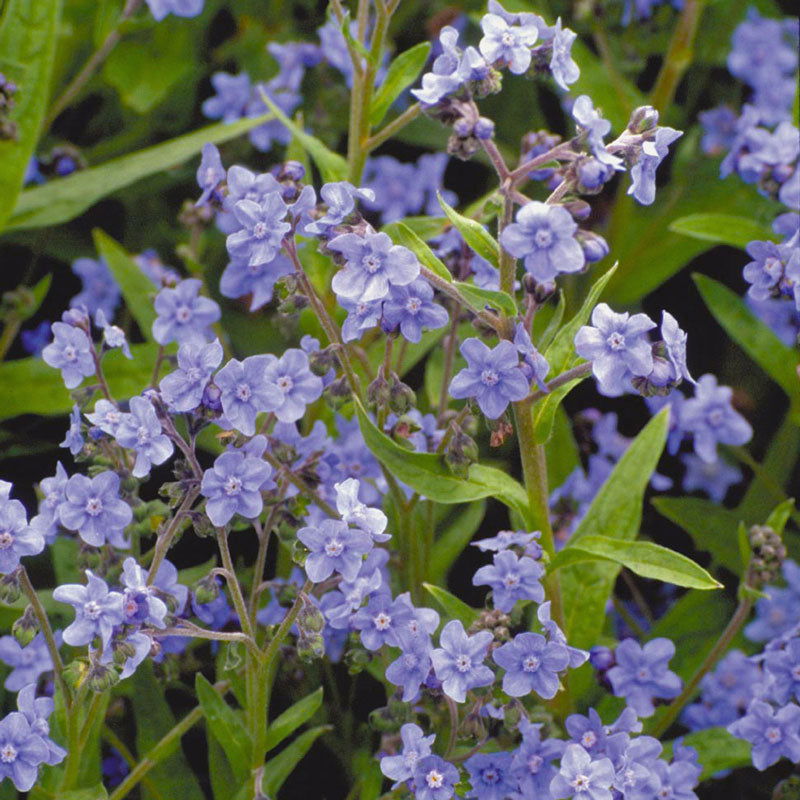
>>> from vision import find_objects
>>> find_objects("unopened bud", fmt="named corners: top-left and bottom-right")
top-left (445, 427), bottom-right (479, 478)
top-left (367, 372), bottom-right (391, 411)
top-left (324, 376), bottom-right (352, 410)
top-left (12, 605), bottom-right (39, 646)
top-left (627, 105), bottom-right (660, 134)
top-left (344, 644), bottom-right (372, 675)
top-left (193, 574), bottom-right (220, 605)
top-left (0, 572), bottom-right (21, 604)
top-left (388, 376), bottom-right (415, 415)
top-left (297, 598), bottom-right (325, 634)
top-left (308, 347), bottom-right (337, 377)
top-left (296, 631), bottom-right (325, 662)
top-left (87, 662), bottom-right (120, 692)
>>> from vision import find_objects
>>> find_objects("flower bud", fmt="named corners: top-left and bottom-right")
top-left (63, 658), bottom-right (90, 690)
top-left (279, 160), bottom-right (305, 183)
top-left (589, 645), bottom-right (615, 672)
top-left (474, 117), bottom-right (495, 140)
top-left (444, 427), bottom-right (479, 478)
top-left (344, 643), bottom-right (372, 675)
top-left (388, 376), bottom-right (415, 415)
top-left (193, 573), bottom-right (220, 605)
top-left (297, 598), bottom-right (325, 634)
top-left (578, 231), bottom-right (610, 263)
top-left (12, 605), bottom-right (39, 646)
top-left (202, 382), bottom-right (223, 412)
top-left (0, 572), bottom-right (21, 604)
top-left (575, 157), bottom-right (614, 194)
top-left (627, 105), bottom-right (660, 134)
top-left (308, 346), bottom-right (337, 377)
top-left (324, 376), bottom-right (352, 410)
top-left (367, 372), bottom-right (391, 411)
top-left (87, 662), bottom-right (120, 692)
top-left (296, 631), bottom-right (325, 662)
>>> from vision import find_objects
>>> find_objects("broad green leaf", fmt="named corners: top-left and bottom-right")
top-left (257, 90), bottom-right (347, 183)
top-left (208, 734), bottom-right (238, 800)
top-left (765, 498), bottom-right (795, 537)
top-left (694, 273), bottom-right (800, 399)
top-left (131, 663), bottom-right (204, 800)
top-left (669, 213), bottom-right (774, 249)
top-left (264, 687), bottom-right (324, 753)
top-left (454, 281), bottom-right (517, 317)
top-left (261, 725), bottom-right (332, 797)
top-left (0, 0), bottom-right (62, 233)
top-left (652, 496), bottom-right (744, 573)
top-left (429, 501), bottom-right (487, 583)
top-left (6, 115), bottom-right (272, 232)
top-left (75, 692), bottom-right (111, 789)
top-left (195, 673), bottom-right (251, 784)
top-left (398, 215), bottom-right (449, 241)
top-left (59, 786), bottom-right (109, 800)
top-left (2, 342), bottom-right (159, 420)
top-left (353, 399), bottom-right (531, 522)
top-left (369, 42), bottom-right (430, 126)
top-left (550, 535), bottom-right (721, 590)
top-left (560, 410), bottom-right (669, 649)
top-left (665, 728), bottom-right (751, 780)
top-left (423, 583), bottom-right (480, 627)
top-left (93, 229), bottom-right (156, 339)
top-left (438, 193), bottom-right (500, 268)
top-left (383, 221), bottom-right (452, 282)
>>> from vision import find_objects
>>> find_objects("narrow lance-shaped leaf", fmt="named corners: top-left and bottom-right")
top-left (423, 583), bottom-right (480, 627)
top-left (369, 42), bottom-right (430, 127)
top-left (383, 221), bottom-right (452, 282)
top-left (438, 192), bottom-right (500, 268)
top-left (669, 213), bottom-right (775, 249)
top-left (453, 281), bottom-right (518, 317)
top-left (261, 725), bottom-right (332, 797)
top-left (264, 687), bottom-right (324, 752)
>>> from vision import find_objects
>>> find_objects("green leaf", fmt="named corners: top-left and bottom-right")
top-left (438, 193), bottom-right (500, 268)
top-left (669, 213), bottom-right (774, 249)
top-left (383, 221), bottom-right (452, 282)
top-left (560, 410), bottom-right (669, 649)
top-left (0, 342), bottom-right (159, 420)
top-left (59, 786), bottom-right (109, 800)
top-left (261, 725), bottom-right (332, 797)
top-left (545, 405), bottom-right (581, 490)
top-left (195, 673), bottom-right (251, 784)
top-left (131, 662), bottom-right (204, 800)
top-left (666, 728), bottom-right (751, 780)
top-left (257, 90), bottom-right (347, 183)
top-left (353, 399), bottom-right (531, 522)
top-left (93, 229), bottom-right (156, 339)
top-left (453, 281), bottom-right (517, 317)
top-left (208, 734), bottom-right (239, 800)
top-left (0, 0), bottom-right (62, 233)
top-left (694, 273), bottom-right (800, 399)
top-left (369, 42), bottom-right (430, 126)
top-left (429, 501), bottom-right (487, 583)
top-left (652, 496), bottom-right (744, 573)
top-left (550, 535), bottom-right (722, 590)
top-left (423, 583), bottom-right (480, 627)
top-left (264, 687), bottom-right (323, 753)
top-left (766, 498), bottom-right (795, 537)
top-left (7, 115), bottom-right (272, 232)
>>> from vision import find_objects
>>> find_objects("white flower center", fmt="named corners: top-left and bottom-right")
top-left (522, 655), bottom-right (540, 672)
top-left (63, 345), bottom-right (77, 361)
top-left (403, 653), bottom-right (419, 669)
top-left (481, 369), bottom-right (499, 386)
top-left (136, 426), bottom-right (150, 446)
top-left (224, 476), bottom-right (242, 496)
top-left (571, 773), bottom-right (591, 791)
top-left (277, 376), bottom-right (294, 394)
top-left (85, 497), bottom-right (103, 517)
top-left (503, 572), bottom-right (520, 588)
top-left (175, 305), bottom-right (192, 323)
top-left (455, 654), bottom-right (472, 673)
top-left (707, 408), bottom-right (724, 427)
top-left (325, 539), bottom-right (344, 558)
top-left (404, 749), bottom-right (419, 768)
top-left (405, 297), bottom-right (422, 314)
top-left (607, 332), bottom-right (626, 350)
top-left (765, 726), bottom-right (782, 744)
top-left (84, 600), bottom-right (102, 620)
top-left (534, 228), bottom-right (553, 248)
top-left (373, 612), bottom-right (392, 631)
top-left (425, 769), bottom-right (444, 789)
top-left (0, 744), bottom-right (17, 763)
top-left (235, 382), bottom-right (252, 402)
top-left (185, 367), bottom-right (202, 382)
top-left (501, 31), bottom-right (517, 47)
top-left (362, 254), bottom-right (382, 274)
top-left (581, 731), bottom-right (597, 748)
top-left (253, 222), bottom-right (268, 239)
top-left (0, 532), bottom-right (14, 550)
top-left (636, 667), bottom-right (651, 681)
top-left (527, 754), bottom-right (543, 773)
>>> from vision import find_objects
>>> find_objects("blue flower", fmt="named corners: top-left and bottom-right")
top-left (473, 549), bottom-right (544, 612)
top-left (743, 238), bottom-right (800, 309)
top-left (0, 489), bottom-right (43, 574)
top-left (607, 638), bottom-right (682, 717)
top-left (514, 323), bottom-right (550, 390)
top-left (511, 719), bottom-right (565, 797)
top-left (479, 13), bottom-right (538, 74)
top-left (226, 194), bottom-right (291, 268)
top-left (201, 72), bottom-right (251, 123)
top-left (764, 638), bottom-right (800, 705)
top-left (152, 279), bottom-right (221, 346)
top-left (69, 257), bottom-right (120, 320)
top-left (145, 0), bottom-right (203, 20)
top-left (261, 349), bottom-right (324, 423)
top-left (728, 699), bottom-right (800, 770)
top-left (42, 322), bottom-right (95, 389)
top-left (699, 105), bottom-right (739, 155)
top-left (58, 471), bottom-right (132, 548)
top-left (550, 744), bottom-right (615, 800)
top-left (727, 9), bottom-right (798, 91)
top-left (549, 18), bottom-right (580, 91)
top-left (340, 297), bottom-right (383, 342)
top-left (382, 279), bottom-right (449, 343)
top-left (537, 601), bottom-right (590, 669)
top-left (680, 374), bottom-right (753, 463)
top-left (380, 723), bottom-right (435, 786)
top-left (385, 632), bottom-right (434, 702)
top-left (60, 404), bottom-right (84, 455)
top-left (15, 684), bottom-right (65, 766)
top-left (361, 157), bottom-right (426, 223)
top-left (115, 396), bottom-right (173, 478)
top-left (305, 182), bottom-right (375, 237)
top-left (195, 142), bottom-right (225, 206)
top-left (0, 711), bottom-right (51, 791)
top-left (120, 557), bottom-right (168, 628)
top-left (334, 478), bottom-right (389, 542)
top-left (267, 41), bottom-right (322, 92)
top-left (574, 303), bottom-right (656, 397)
top-left (20, 320), bottom-right (52, 357)
top-left (329, 231), bottom-right (420, 304)
top-left (493, 631), bottom-right (569, 698)
top-left (650, 755), bottom-right (701, 800)
top-left (412, 755), bottom-right (460, 800)
top-left (201, 437), bottom-right (274, 527)
top-left (246, 83), bottom-right (300, 153)
top-left (746, 577), bottom-right (800, 644)
top-left (499, 201), bottom-right (586, 283)
top-left (0, 633), bottom-right (54, 692)
top-left (627, 126), bottom-right (683, 206)
top-left (449, 338), bottom-right (529, 419)
top-left (53, 570), bottom-right (124, 647)
top-left (660, 311), bottom-right (694, 385)
top-left (681, 453), bottom-right (742, 503)
top-left (220, 253), bottom-right (294, 312)
top-left (95, 309), bottom-right (131, 359)
top-left (430, 619), bottom-right (494, 703)
top-left (215, 355), bottom-right (283, 436)
top-left (85, 399), bottom-right (124, 437)
top-left (464, 751), bottom-right (515, 800)
top-left (160, 339), bottom-right (223, 413)
top-left (297, 518), bottom-right (372, 583)
top-left (572, 96), bottom-right (623, 169)
top-left (472, 529), bottom-right (541, 553)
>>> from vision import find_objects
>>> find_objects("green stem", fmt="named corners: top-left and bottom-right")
top-left (364, 103), bottom-right (422, 151)
top-left (146, 486), bottom-right (199, 586)
top-left (101, 726), bottom-right (166, 800)
top-left (216, 528), bottom-right (256, 640)
top-left (0, 316), bottom-right (21, 362)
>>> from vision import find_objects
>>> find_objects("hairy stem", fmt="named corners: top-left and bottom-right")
top-left (216, 527), bottom-right (256, 641)
top-left (147, 486), bottom-right (200, 586)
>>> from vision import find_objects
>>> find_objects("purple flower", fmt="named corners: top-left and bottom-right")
top-left (201, 438), bottom-right (274, 526)
top-left (0, 711), bottom-right (51, 791)
top-left (305, 181), bottom-right (375, 237)
top-left (412, 755), bottom-right (460, 800)
top-left (511, 719), bottom-right (565, 797)
top-left (225, 194), bottom-right (290, 268)
top-left (120, 557), bottom-right (168, 628)
top-left (699, 105), bottom-right (739, 155)
top-left (334, 478), bottom-right (389, 542)
top-left (430, 619), bottom-right (494, 703)
top-left (660, 311), bottom-right (694, 385)
top-left (220, 252), bottom-right (294, 312)
top-left (550, 744), bottom-right (615, 800)
top-left (650, 756), bottom-right (701, 800)
top-left (572, 96), bottom-right (623, 169)
top-left (472, 529), bottom-right (541, 553)
top-left (464, 751), bottom-right (515, 800)
top-left (574, 303), bottom-right (656, 397)
top-left (152, 279), bottom-right (221, 346)
top-left (743, 238), bottom-right (800, 308)
top-left (473, 549), bottom-right (544, 612)
top-left (352, 592), bottom-right (411, 650)
top-left (85, 399), bottom-right (124, 437)
top-left (493, 631), bottom-right (569, 698)
top-left (215, 355), bottom-right (283, 435)
top-left (340, 297), bottom-right (383, 342)
top-left (380, 723), bottom-right (435, 786)
top-left (201, 72), bottom-right (251, 123)
top-left (764, 639), bottom-right (800, 705)
top-left (382, 279), bottom-right (449, 343)
top-left (329, 231), bottom-right (420, 303)
top-left (261, 348), bottom-right (324, 423)
top-left (0, 491), bottom-right (43, 574)
top-left (115, 395), bottom-right (173, 478)
top-left (479, 13), bottom-right (538, 74)
top-left (267, 41), bottom-right (322, 91)
top-left (628, 127), bottom-right (683, 206)
top-left (145, 0), bottom-right (203, 21)
top-left (0, 633), bottom-right (54, 691)
top-left (16, 684), bottom-right (66, 766)
top-left (449, 338), bottom-right (529, 419)
top-left (514, 323), bottom-right (550, 390)
top-left (42, 322), bottom-right (95, 389)
top-left (746, 583), bottom-right (800, 643)
top-left (58, 471), bottom-right (133, 547)
top-left (196, 142), bottom-right (225, 206)
top-left (53, 570), bottom-right (125, 647)
top-left (549, 18), bottom-right (580, 91)
top-left (385, 633), bottom-right (434, 702)
top-left (95, 309), bottom-right (131, 359)
top-left (538, 602), bottom-right (590, 669)
top-left (680, 374), bottom-right (753, 463)
top-left (681, 453), bottom-right (742, 503)
top-left (217, 165), bottom-right (282, 233)
top-left (160, 339), bottom-right (223, 413)
top-left (69, 257), bottom-right (120, 320)
top-left (297, 518), bottom-right (372, 583)
top-left (20, 320), bottom-right (51, 357)
top-left (60, 404), bottom-right (84, 456)
top-left (360, 159), bottom-right (423, 223)
top-left (728, 699), bottom-right (800, 770)
top-left (727, 9), bottom-right (798, 90)
top-left (246, 83), bottom-right (299, 153)
top-left (607, 638), bottom-right (682, 717)
top-left (500, 201), bottom-right (586, 283)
